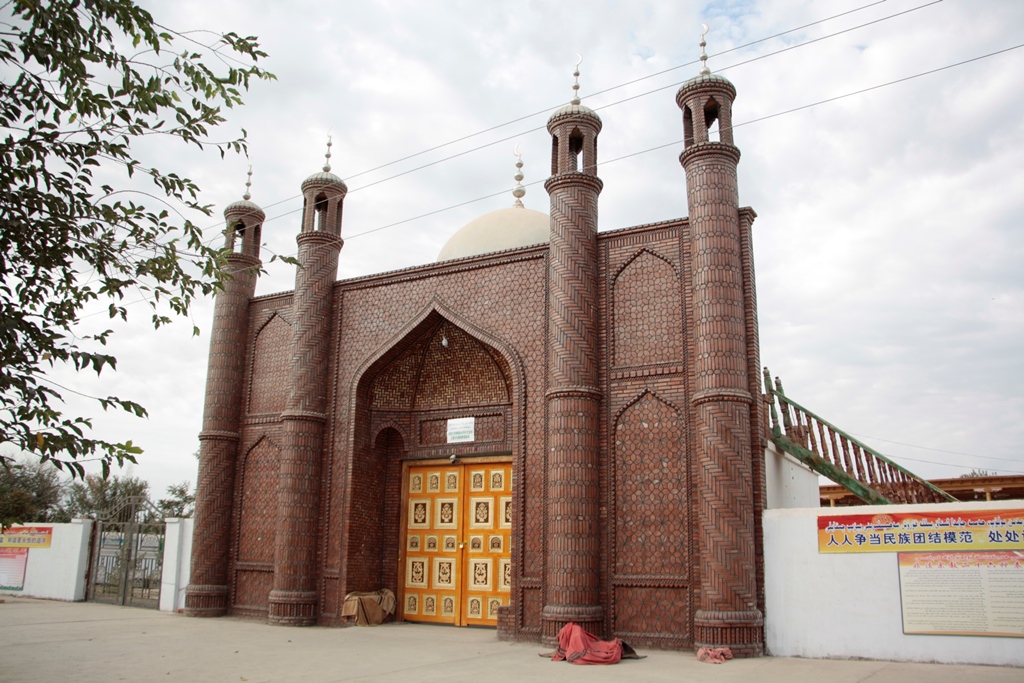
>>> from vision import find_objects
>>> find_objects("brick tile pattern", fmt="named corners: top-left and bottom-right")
top-left (612, 251), bottom-right (683, 367)
top-left (247, 313), bottom-right (292, 415)
top-left (541, 108), bottom-right (605, 643)
top-left (191, 83), bottom-right (770, 656)
top-left (186, 233), bottom-right (260, 617)
top-left (679, 76), bottom-right (763, 656)
top-left (270, 225), bottom-right (343, 625)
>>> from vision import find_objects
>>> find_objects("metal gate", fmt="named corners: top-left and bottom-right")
top-left (88, 496), bottom-right (166, 608)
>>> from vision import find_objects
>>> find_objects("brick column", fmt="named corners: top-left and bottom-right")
top-left (541, 101), bottom-right (605, 644)
top-left (186, 200), bottom-right (263, 617)
top-left (678, 73), bottom-right (763, 656)
top-left (268, 170), bottom-right (346, 625)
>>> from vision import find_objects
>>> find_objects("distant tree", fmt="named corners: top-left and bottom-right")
top-left (959, 469), bottom-right (996, 478)
top-left (0, 455), bottom-right (69, 529)
top-left (0, 0), bottom-right (273, 477)
top-left (157, 480), bottom-right (194, 518)
top-left (65, 473), bottom-right (150, 522)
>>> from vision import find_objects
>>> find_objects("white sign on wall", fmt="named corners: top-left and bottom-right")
top-left (447, 417), bottom-right (475, 443)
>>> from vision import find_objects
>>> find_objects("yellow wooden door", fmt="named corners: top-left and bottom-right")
top-left (401, 461), bottom-right (511, 627)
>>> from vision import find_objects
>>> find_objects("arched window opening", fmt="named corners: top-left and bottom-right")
top-left (233, 222), bottom-right (246, 253)
top-left (551, 134), bottom-right (559, 176)
top-left (683, 105), bottom-right (695, 148)
top-left (704, 97), bottom-right (720, 143)
top-left (569, 129), bottom-right (584, 172)
top-left (314, 194), bottom-right (328, 232)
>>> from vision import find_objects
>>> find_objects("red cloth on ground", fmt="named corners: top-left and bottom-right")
top-left (696, 646), bottom-right (733, 664)
top-left (550, 622), bottom-right (623, 665)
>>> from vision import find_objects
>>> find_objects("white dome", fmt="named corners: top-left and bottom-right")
top-left (437, 205), bottom-right (549, 262)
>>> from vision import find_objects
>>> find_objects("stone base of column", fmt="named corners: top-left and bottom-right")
top-left (540, 604), bottom-right (604, 646)
top-left (496, 604), bottom-right (515, 641)
top-left (184, 584), bottom-right (229, 617)
top-left (268, 590), bottom-right (318, 626)
top-left (694, 609), bottom-right (764, 658)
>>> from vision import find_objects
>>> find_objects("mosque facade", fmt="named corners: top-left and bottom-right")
top-left (185, 64), bottom-right (767, 655)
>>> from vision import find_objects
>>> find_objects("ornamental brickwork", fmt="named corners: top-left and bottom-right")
top-left (188, 71), bottom-right (767, 655)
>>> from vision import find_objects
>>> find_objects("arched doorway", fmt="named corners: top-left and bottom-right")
top-left (347, 312), bottom-right (520, 627)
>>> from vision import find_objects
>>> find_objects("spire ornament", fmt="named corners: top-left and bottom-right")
top-left (512, 144), bottom-right (526, 208)
top-left (571, 54), bottom-right (583, 105)
top-left (242, 165), bottom-right (253, 201)
top-left (699, 23), bottom-right (711, 75)
top-left (323, 135), bottom-right (333, 173)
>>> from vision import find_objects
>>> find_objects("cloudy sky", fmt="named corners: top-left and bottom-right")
top-left (22, 0), bottom-right (1024, 498)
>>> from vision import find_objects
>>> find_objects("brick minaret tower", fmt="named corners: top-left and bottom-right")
top-left (186, 173), bottom-right (264, 617)
top-left (541, 63), bottom-right (605, 644)
top-left (268, 143), bottom-right (346, 625)
top-left (677, 34), bottom-right (764, 655)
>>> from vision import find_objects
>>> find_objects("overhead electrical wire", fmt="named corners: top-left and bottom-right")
top-left (79, 36), bottom-right (1024, 319)
top-left (187, 0), bottom-right (943, 245)
top-left (341, 40), bottom-right (1024, 240)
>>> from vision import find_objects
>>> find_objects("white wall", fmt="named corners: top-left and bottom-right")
top-left (159, 517), bottom-right (193, 612)
top-left (764, 441), bottom-right (820, 509)
top-left (0, 520), bottom-right (93, 601)
top-left (764, 502), bottom-right (1024, 666)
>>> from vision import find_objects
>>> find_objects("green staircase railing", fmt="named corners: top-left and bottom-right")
top-left (763, 368), bottom-right (955, 505)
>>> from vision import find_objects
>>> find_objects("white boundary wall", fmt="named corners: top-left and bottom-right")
top-left (764, 440), bottom-right (820, 510)
top-left (764, 502), bottom-right (1024, 666)
top-left (0, 520), bottom-right (93, 601)
top-left (159, 517), bottom-right (193, 612)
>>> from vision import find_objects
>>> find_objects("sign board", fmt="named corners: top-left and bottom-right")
top-left (447, 417), bottom-right (475, 444)
top-left (0, 527), bottom-right (53, 549)
top-left (899, 551), bottom-right (1024, 637)
top-left (818, 509), bottom-right (1024, 554)
top-left (0, 548), bottom-right (29, 591)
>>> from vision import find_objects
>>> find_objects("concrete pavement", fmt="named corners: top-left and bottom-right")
top-left (1, 597), bottom-right (1020, 683)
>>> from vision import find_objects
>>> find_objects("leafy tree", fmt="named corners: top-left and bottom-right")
top-left (0, 0), bottom-right (273, 477)
top-left (65, 472), bottom-right (149, 521)
top-left (0, 454), bottom-right (70, 528)
top-left (157, 479), bottom-right (194, 518)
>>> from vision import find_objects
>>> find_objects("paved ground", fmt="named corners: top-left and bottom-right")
top-left (1, 597), bottom-right (1021, 683)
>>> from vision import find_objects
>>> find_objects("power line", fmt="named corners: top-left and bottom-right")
top-left (877, 453), bottom-right (1024, 476)
top-left (848, 432), bottom-right (1024, 465)
top-left (344, 40), bottom-right (1024, 241)
top-left (79, 34), bottom-right (1023, 316)
top-left (191, 0), bottom-right (937, 246)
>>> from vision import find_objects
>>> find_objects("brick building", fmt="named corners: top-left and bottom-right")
top-left (186, 61), bottom-right (767, 655)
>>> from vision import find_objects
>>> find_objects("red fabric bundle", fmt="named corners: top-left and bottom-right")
top-left (550, 622), bottom-right (625, 665)
top-left (696, 646), bottom-right (734, 664)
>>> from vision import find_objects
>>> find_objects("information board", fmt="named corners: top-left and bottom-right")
top-left (447, 417), bottom-right (475, 444)
top-left (898, 551), bottom-right (1024, 637)
top-left (0, 548), bottom-right (29, 591)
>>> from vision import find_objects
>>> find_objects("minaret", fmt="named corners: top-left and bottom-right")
top-left (268, 141), bottom-right (346, 625)
top-left (541, 59), bottom-right (605, 644)
top-left (677, 28), bottom-right (763, 655)
top-left (186, 171), bottom-right (264, 617)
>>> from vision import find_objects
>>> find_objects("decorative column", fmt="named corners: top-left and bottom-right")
top-left (541, 65), bottom-right (605, 644)
top-left (268, 147), bottom-right (346, 625)
top-left (186, 178), bottom-right (264, 616)
top-left (678, 37), bottom-right (764, 656)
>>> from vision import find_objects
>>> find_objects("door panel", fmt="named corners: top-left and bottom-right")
top-left (402, 461), bottom-right (511, 627)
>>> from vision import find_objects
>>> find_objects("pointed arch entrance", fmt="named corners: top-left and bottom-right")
top-left (347, 310), bottom-right (522, 627)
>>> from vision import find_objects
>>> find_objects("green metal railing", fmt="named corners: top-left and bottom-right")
top-left (763, 368), bottom-right (955, 505)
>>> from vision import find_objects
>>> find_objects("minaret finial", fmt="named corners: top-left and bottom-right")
top-left (323, 134), bottom-right (333, 173)
top-left (571, 54), bottom-right (583, 105)
top-left (512, 143), bottom-right (525, 208)
top-left (699, 23), bottom-right (711, 75)
top-left (242, 164), bottom-right (253, 201)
